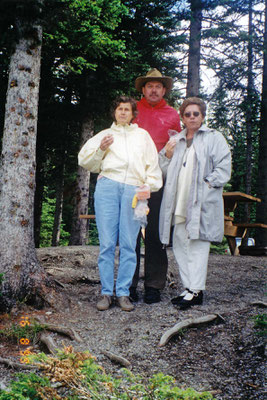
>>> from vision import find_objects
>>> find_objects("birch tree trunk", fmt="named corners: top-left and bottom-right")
top-left (0, 6), bottom-right (45, 311)
top-left (69, 116), bottom-right (94, 245)
top-left (255, 0), bottom-right (267, 247)
top-left (186, 0), bottom-right (202, 97)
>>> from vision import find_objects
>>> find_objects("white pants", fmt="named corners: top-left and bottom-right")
top-left (172, 223), bottom-right (210, 291)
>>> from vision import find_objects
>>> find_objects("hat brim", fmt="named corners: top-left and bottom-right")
top-left (135, 76), bottom-right (173, 95)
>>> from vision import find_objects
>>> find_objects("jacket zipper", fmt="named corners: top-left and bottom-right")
top-left (124, 126), bottom-right (130, 183)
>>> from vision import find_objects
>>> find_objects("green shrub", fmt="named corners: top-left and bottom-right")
top-left (210, 237), bottom-right (229, 255)
top-left (39, 188), bottom-right (70, 247)
top-left (0, 320), bottom-right (47, 344)
top-left (0, 373), bottom-right (50, 400)
top-left (88, 220), bottom-right (99, 245)
top-left (0, 348), bottom-right (215, 400)
top-left (253, 313), bottom-right (267, 337)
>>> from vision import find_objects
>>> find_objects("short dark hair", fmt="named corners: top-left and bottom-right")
top-left (111, 96), bottom-right (138, 122)
top-left (179, 97), bottom-right (206, 118)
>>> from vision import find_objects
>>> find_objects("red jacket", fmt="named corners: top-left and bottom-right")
top-left (134, 97), bottom-right (181, 152)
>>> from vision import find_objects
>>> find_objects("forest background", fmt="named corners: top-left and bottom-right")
top-left (0, 0), bottom-right (266, 311)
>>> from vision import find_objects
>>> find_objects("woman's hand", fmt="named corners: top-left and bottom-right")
top-left (100, 134), bottom-right (114, 151)
top-left (136, 185), bottom-right (150, 200)
top-left (165, 138), bottom-right (176, 159)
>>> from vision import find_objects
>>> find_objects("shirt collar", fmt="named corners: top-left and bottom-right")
top-left (139, 97), bottom-right (167, 109)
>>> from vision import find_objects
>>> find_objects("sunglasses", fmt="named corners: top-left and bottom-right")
top-left (184, 111), bottom-right (200, 118)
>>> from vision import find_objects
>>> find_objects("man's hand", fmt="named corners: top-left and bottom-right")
top-left (100, 134), bottom-right (114, 151)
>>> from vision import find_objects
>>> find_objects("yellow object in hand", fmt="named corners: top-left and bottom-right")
top-left (132, 194), bottom-right (138, 209)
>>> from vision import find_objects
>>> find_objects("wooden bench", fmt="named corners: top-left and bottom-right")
top-left (79, 214), bottom-right (146, 239)
top-left (238, 245), bottom-right (267, 256)
top-left (233, 223), bottom-right (267, 229)
top-left (223, 192), bottom-right (267, 256)
top-left (79, 214), bottom-right (95, 219)
top-left (224, 221), bottom-right (267, 256)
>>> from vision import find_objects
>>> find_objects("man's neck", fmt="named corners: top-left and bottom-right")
top-left (142, 97), bottom-right (165, 107)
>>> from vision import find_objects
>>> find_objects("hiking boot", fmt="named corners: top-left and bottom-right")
top-left (96, 295), bottom-right (112, 311)
top-left (117, 296), bottom-right (134, 312)
top-left (129, 287), bottom-right (139, 302)
top-left (144, 287), bottom-right (161, 304)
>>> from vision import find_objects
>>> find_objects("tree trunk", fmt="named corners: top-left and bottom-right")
top-left (52, 148), bottom-right (66, 246)
top-left (0, 7), bottom-right (45, 311)
top-left (243, 0), bottom-right (254, 244)
top-left (186, 0), bottom-right (203, 97)
top-left (69, 116), bottom-right (94, 246)
top-left (255, 0), bottom-right (267, 247)
top-left (34, 159), bottom-right (44, 248)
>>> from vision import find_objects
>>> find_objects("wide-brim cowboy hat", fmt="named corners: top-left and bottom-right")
top-left (135, 68), bottom-right (173, 94)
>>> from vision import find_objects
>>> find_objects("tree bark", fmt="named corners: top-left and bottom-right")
top-left (0, 4), bottom-right (46, 311)
top-left (34, 158), bottom-right (44, 248)
top-left (255, 0), bottom-right (267, 247)
top-left (52, 147), bottom-right (66, 246)
top-left (186, 0), bottom-right (203, 97)
top-left (243, 0), bottom-right (254, 245)
top-left (245, 0), bottom-right (253, 198)
top-left (69, 116), bottom-right (94, 245)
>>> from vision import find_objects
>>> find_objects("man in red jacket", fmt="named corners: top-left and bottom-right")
top-left (130, 68), bottom-right (181, 304)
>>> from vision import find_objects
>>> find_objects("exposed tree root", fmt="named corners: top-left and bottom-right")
top-left (102, 350), bottom-right (131, 368)
top-left (159, 314), bottom-right (220, 347)
top-left (34, 317), bottom-right (83, 343)
top-left (39, 332), bottom-right (58, 355)
top-left (0, 356), bottom-right (36, 370)
top-left (34, 317), bottom-right (83, 355)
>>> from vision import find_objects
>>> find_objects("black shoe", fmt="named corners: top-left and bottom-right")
top-left (129, 287), bottom-right (139, 302)
top-left (179, 291), bottom-right (203, 310)
top-left (171, 289), bottom-right (189, 305)
top-left (144, 287), bottom-right (161, 304)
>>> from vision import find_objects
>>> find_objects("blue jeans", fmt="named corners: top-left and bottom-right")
top-left (94, 177), bottom-right (140, 297)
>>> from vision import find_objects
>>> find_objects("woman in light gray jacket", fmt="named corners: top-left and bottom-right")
top-left (159, 97), bottom-right (231, 310)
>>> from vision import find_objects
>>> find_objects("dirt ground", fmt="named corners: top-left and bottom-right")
top-left (0, 245), bottom-right (266, 400)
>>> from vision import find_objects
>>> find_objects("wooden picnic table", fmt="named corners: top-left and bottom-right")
top-left (79, 192), bottom-right (267, 255)
top-left (223, 192), bottom-right (267, 255)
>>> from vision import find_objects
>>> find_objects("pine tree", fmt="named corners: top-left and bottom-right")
top-left (255, 0), bottom-right (267, 247)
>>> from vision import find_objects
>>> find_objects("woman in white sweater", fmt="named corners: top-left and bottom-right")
top-left (78, 96), bottom-right (162, 312)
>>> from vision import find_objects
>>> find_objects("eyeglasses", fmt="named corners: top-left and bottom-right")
top-left (184, 111), bottom-right (200, 118)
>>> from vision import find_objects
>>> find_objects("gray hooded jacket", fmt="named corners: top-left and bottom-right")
top-left (159, 125), bottom-right (231, 244)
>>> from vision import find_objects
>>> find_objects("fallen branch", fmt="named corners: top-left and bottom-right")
top-left (159, 314), bottom-right (219, 347)
top-left (0, 356), bottom-right (36, 370)
top-left (102, 350), bottom-right (131, 368)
